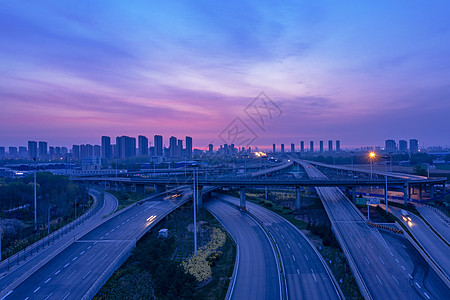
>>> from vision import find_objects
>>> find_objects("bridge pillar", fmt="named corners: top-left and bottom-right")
top-left (240, 187), bottom-right (246, 210)
top-left (155, 184), bottom-right (166, 193)
top-left (295, 187), bottom-right (301, 210)
top-left (430, 185), bottom-right (434, 198)
top-left (126, 184), bottom-right (133, 193)
top-left (419, 186), bottom-right (423, 200)
top-left (352, 187), bottom-right (356, 203)
top-left (136, 184), bottom-right (145, 195)
top-left (403, 185), bottom-right (408, 205)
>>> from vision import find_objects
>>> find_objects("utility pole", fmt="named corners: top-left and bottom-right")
top-left (193, 168), bottom-right (198, 256)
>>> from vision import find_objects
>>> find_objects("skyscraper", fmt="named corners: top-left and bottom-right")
top-left (336, 140), bottom-right (341, 152)
top-left (116, 136), bottom-right (136, 159)
top-left (9, 147), bottom-right (18, 158)
top-left (272, 144), bottom-right (276, 153)
top-left (208, 143), bottom-right (213, 153)
top-left (38, 141), bottom-right (48, 159)
top-left (319, 141), bottom-right (324, 153)
top-left (28, 141), bottom-right (37, 159)
top-left (310, 141), bottom-right (314, 152)
top-left (138, 135), bottom-right (149, 156)
top-left (300, 141), bottom-right (304, 153)
top-left (291, 143), bottom-right (295, 152)
top-left (328, 140), bottom-right (333, 152)
top-left (169, 136), bottom-right (177, 158)
top-left (385, 139), bottom-right (396, 153)
top-left (281, 144), bottom-right (285, 153)
top-left (72, 145), bottom-right (80, 159)
top-left (410, 139), bottom-right (419, 153)
top-left (101, 136), bottom-right (112, 160)
top-left (399, 140), bottom-right (407, 152)
top-left (0, 147), bottom-right (5, 159)
top-left (177, 139), bottom-right (183, 157)
top-left (154, 135), bottom-right (163, 156)
top-left (186, 136), bottom-right (193, 158)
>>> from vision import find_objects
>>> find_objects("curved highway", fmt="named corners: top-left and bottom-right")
top-left (206, 199), bottom-right (281, 300)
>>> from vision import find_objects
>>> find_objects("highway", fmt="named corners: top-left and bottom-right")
top-left (3, 189), bottom-right (191, 299)
top-left (206, 199), bottom-right (281, 300)
top-left (215, 194), bottom-right (343, 300)
top-left (387, 205), bottom-right (450, 280)
top-left (416, 205), bottom-right (450, 244)
top-left (295, 159), bottom-right (450, 300)
top-left (0, 190), bottom-right (118, 297)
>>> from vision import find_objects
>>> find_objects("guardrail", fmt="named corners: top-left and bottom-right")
top-left (366, 221), bottom-right (403, 234)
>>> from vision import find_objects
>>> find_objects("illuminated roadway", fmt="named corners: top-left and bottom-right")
top-left (294, 159), bottom-right (449, 300)
top-left (2, 189), bottom-right (191, 300)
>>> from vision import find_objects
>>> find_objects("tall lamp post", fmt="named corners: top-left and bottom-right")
top-left (369, 152), bottom-right (376, 192)
top-left (33, 158), bottom-right (38, 232)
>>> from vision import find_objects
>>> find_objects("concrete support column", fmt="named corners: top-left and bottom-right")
top-left (430, 185), bottom-right (434, 198)
top-left (240, 186), bottom-right (246, 210)
top-left (295, 187), bottom-right (301, 210)
top-left (352, 187), bottom-right (356, 203)
top-left (403, 185), bottom-right (408, 205)
top-left (419, 186), bottom-right (423, 200)
top-left (136, 184), bottom-right (145, 195)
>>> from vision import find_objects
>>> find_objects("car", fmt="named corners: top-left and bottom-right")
top-left (401, 209), bottom-right (412, 222)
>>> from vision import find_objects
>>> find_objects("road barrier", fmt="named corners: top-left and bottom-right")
top-left (366, 221), bottom-right (403, 234)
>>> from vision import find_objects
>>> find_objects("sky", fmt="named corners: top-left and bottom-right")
top-left (1, 0), bottom-right (450, 150)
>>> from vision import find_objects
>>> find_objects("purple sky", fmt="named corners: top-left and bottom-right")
top-left (1, 1), bottom-right (450, 150)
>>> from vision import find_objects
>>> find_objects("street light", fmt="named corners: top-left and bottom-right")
top-left (33, 158), bottom-right (38, 232)
top-left (369, 152), bottom-right (376, 192)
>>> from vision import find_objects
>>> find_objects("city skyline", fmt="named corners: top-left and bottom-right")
top-left (1, 1), bottom-right (450, 148)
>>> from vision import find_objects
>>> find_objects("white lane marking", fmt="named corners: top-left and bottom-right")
top-left (122, 222), bottom-right (125, 225)
top-left (402, 244), bottom-right (406, 249)
top-left (100, 236), bottom-right (104, 240)
top-left (87, 246), bottom-right (92, 250)
top-left (311, 268), bottom-right (317, 283)
top-left (297, 243), bottom-right (302, 248)
top-left (395, 259), bottom-right (399, 263)
top-left (44, 292), bottom-right (53, 300)
top-left (33, 287), bottom-right (41, 293)
top-left (64, 263), bottom-right (70, 268)
top-left (67, 271), bottom-right (76, 279)
top-left (80, 251), bottom-right (85, 255)
top-left (62, 292), bottom-right (71, 300)
top-left (24, 297), bottom-right (29, 300)
top-left (83, 270), bottom-right (91, 280)
top-left (350, 231), bottom-right (353, 237)
top-left (392, 275), bottom-right (399, 286)
top-left (275, 228), bottom-right (279, 231)
top-left (101, 254), bottom-right (108, 261)
top-left (378, 257), bottom-right (384, 264)
top-left (401, 266), bottom-right (406, 271)
top-left (304, 254), bottom-right (308, 261)
top-left (424, 292), bottom-right (430, 299)
top-left (415, 282), bottom-right (421, 289)
top-left (364, 256), bottom-right (370, 264)
top-left (287, 243), bottom-right (290, 249)
top-left (369, 242), bottom-right (373, 249)
top-left (3, 291), bottom-right (14, 298)
top-left (281, 234), bottom-right (285, 239)
top-left (292, 255), bottom-right (296, 261)
top-left (45, 278), bottom-right (51, 283)
top-left (408, 274), bottom-right (413, 279)
top-left (88, 254), bottom-right (95, 261)
top-left (94, 241), bottom-right (98, 245)
top-left (356, 242), bottom-right (360, 249)
top-left (111, 229), bottom-right (114, 232)
top-left (116, 225), bottom-right (120, 229)
top-left (296, 268), bottom-right (300, 274)
top-left (105, 232), bottom-right (109, 236)
top-left (72, 256), bottom-right (78, 261)
top-left (55, 270), bottom-right (61, 275)
top-left (376, 274), bottom-right (383, 285)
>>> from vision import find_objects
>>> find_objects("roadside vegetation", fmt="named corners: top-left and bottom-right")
top-left (109, 189), bottom-right (154, 212)
top-left (95, 201), bottom-right (236, 300)
top-left (0, 173), bottom-right (90, 259)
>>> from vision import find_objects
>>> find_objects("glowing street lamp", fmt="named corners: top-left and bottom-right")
top-left (369, 152), bottom-right (375, 192)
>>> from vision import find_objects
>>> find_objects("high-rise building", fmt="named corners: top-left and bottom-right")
top-left (116, 136), bottom-right (136, 159)
top-left (177, 139), bottom-right (183, 157)
top-left (9, 147), bottom-right (18, 158)
top-left (399, 140), bottom-right (407, 152)
top-left (310, 141), bottom-right (314, 152)
top-left (19, 146), bottom-right (28, 158)
top-left (138, 135), bottom-right (149, 156)
top-left (300, 141), bottom-right (304, 153)
top-left (0, 147), bottom-right (5, 159)
top-left (38, 141), bottom-right (48, 159)
top-left (281, 144), bottom-right (285, 153)
top-left (208, 144), bottom-right (213, 153)
top-left (410, 139), bottom-right (419, 153)
top-left (328, 140), bottom-right (333, 152)
top-left (101, 136), bottom-right (112, 160)
top-left (28, 141), bottom-right (38, 159)
top-left (80, 144), bottom-right (94, 158)
top-left (319, 141), bottom-right (324, 153)
top-left (336, 140), bottom-right (341, 152)
top-left (272, 144), bottom-right (276, 153)
top-left (291, 143), bottom-right (295, 152)
top-left (94, 145), bottom-right (101, 157)
top-left (49, 147), bottom-right (55, 160)
top-left (169, 136), bottom-right (177, 158)
top-left (72, 145), bottom-right (80, 159)
top-left (385, 139), bottom-right (396, 153)
top-left (186, 136), bottom-right (193, 158)
top-left (154, 135), bottom-right (163, 157)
